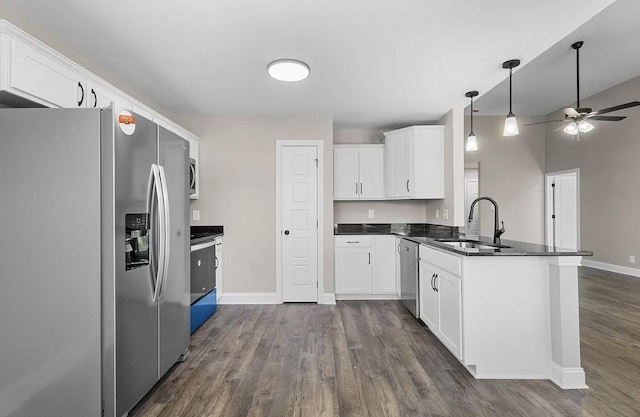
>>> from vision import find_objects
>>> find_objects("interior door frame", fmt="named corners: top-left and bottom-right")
top-left (545, 168), bottom-right (580, 248)
top-left (275, 140), bottom-right (324, 304)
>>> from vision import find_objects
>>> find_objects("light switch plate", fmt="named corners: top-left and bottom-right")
top-left (630, 255), bottom-right (636, 264)
top-left (192, 209), bottom-right (200, 221)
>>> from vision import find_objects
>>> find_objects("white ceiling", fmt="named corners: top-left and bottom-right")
top-left (474, 0), bottom-right (640, 117)
top-left (0, 0), bottom-right (620, 128)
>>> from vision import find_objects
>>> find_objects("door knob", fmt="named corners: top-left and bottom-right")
top-left (284, 230), bottom-right (290, 235)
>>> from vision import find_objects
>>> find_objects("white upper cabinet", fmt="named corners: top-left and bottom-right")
top-left (384, 126), bottom-right (445, 199)
top-left (333, 145), bottom-right (384, 200)
top-left (5, 36), bottom-right (87, 108)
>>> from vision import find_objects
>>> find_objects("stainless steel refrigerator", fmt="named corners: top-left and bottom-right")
top-left (0, 107), bottom-right (190, 417)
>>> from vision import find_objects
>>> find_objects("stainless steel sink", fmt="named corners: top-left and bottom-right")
top-left (435, 238), bottom-right (510, 250)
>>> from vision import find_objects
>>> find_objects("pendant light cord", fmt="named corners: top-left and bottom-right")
top-left (509, 67), bottom-right (513, 116)
top-left (576, 46), bottom-right (580, 109)
top-left (470, 96), bottom-right (474, 134)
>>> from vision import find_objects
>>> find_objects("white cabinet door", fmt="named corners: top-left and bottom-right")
top-left (373, 236), bottom-right (397, 294)
top-left (419, 259), bottom-right (439, 330)
top-left (437, 271), bottom-right (462, 360)
top-left (358, 146), bottom-right (385, 200)
top-left (10, 39), bottom-right (86, 108)
top-left (86, 80), bottom-right (133, 110)
top-left (385, 131), bottom-right (410, 198)
top-left (335, 248), bottom-right (372, 294)
top-left (384, 126), bottom-right (444, 199)
top-left (333, 147), bottom-right (359, 199)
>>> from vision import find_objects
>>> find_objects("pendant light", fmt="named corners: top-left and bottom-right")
top-left (465, 91), bottom-right (479, 152)
top-left (502, 59), bottom-right (521, 136)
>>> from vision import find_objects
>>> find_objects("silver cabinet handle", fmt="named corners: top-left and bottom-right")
top-left (360, 182), bottom-right (363, 194)
top-left (368, 252), bottom-right (371, 265)
top-left (346, 241), bottom-right (360, 244)
top-left (434, 274), bottom-right (439, 292)
top-left (356, 182), bottom-right (359, 195)
top-left (406, 179), bottom-right (410, 192)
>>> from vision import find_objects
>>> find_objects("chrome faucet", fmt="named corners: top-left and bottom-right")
top-left (468, 196), bottom-right (505, 244)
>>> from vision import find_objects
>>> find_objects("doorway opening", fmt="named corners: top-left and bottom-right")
top-left (545, 169), bottom-right (580, 250)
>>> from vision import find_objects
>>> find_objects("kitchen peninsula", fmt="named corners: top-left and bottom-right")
top-left (335, 224), bottom-right (593, 389)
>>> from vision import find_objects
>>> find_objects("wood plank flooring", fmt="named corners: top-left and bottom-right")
top-left (131, 267), bottom-right (640, 417)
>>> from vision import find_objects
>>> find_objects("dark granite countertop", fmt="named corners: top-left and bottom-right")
top-left (190, 225), bottom-right (224, 245)
top-left (334, 223), bottom-right (592, 257)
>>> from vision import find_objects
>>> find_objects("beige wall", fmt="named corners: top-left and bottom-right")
top-left (425, 108), bottom-right (465, 226)
top-left (177, 115), bottom-right (335, 294)
top-left (465, 115), bottom-right (547, 243)
top-left (546, 74), bottom-right (640, 266)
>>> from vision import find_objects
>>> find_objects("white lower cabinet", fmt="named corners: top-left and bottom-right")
top-left (419, 246), bottom-right (463, 360)
top-left (335, 235), bottom-right (398, 299)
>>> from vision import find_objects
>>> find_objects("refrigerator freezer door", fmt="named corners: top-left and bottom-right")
top-left (0, 108), bottom-right (102, 417)
top-left (113, 108), bottom-right (161, 417)
top-left (158, 126), bottom-right (191, 376)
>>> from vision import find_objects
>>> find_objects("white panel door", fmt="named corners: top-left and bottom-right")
top-left (282, 146), bottom-right (319, 302)
top-left (554, 174), bottom-right (578, 250)
top-left (333, 147), bottom-right (359, 199)
top-left (358, 147), bottom-right (385, 199)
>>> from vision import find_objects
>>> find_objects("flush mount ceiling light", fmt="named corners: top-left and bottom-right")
top-left (465, 91), bottom-right (479, 152)
top-left (267, 59), bottom-right (310, 82)
top-left (502, 59), bottom-right (521, 137)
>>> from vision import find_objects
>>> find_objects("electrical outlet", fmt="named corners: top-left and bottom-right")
top-left (443, 209), bottom-right (449, 220)
top-left (192, 209), bottom-right (200, 221)
top-left (630, 255), bottom-right (636, 264)
top-left (435, 209), bottom-right (439, 219)
top-left (368, 209), bottom-right (375, 219)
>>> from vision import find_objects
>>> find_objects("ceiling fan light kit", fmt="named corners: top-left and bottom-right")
top-left (465, 91), bottom-right (479, 152)
top-left (523, 41), bottom-right (639, 139)
top-left (502, 59), bottom-right (521, 137)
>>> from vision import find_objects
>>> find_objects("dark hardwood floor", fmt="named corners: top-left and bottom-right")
top-left (131, 267), bottom-right (640, 417)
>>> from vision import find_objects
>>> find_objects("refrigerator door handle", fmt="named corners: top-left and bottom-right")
top-left (146, 165), bottom-right (159, 302)
top-left (157, 164), bottom-right (171, 300)
top-left (148, 164), bottom-right (167, 303)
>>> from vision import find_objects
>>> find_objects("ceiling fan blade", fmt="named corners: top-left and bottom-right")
top-left (563, 107), bottom-right (580, 118)
top-left (594, 101), bottom-right (640, 115)
top-left (522, 119), bottom-right (564, 126)
top-left (589, 115), bottom-right (626, 122)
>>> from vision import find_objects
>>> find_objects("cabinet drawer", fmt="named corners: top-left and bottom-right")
top-left (419, 245), bottom-right (462, 276)
top-left (335, 236), bottom-right (372, 248)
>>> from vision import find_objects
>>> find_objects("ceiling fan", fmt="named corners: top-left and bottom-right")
top-left (525, 41), bottom-right (640, 138)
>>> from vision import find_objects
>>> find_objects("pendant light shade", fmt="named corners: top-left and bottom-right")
top-left (578, 120), bottom-right (594, 133)
top-left (466, 133), bottom-right (478, 152)
top-left (465, 91), bottom-right (479, 152)
top-left (503, 114), bottom-right (519, 136)
top-left (502, 59), bottom-right (521, 137)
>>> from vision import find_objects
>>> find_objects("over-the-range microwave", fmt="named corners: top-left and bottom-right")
top-left (189, 158), bottom-right (197, 196)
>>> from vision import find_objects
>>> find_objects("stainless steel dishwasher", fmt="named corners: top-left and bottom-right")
top-left (399, 239), bottom-right (419, 317)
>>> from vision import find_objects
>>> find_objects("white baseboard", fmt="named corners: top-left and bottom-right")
top-left (218, 292), bottom-right (279, 305)
top-left (550, 362), bottom-right (588, 390)
top-left (218, 292), bottom-right (337, 305)
top-left (581, 259), bottom-right (640, 278)
top-left (335, 294), bottom-right (401, 301)
top-left (322, 293), bottom-right (336, 305)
